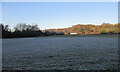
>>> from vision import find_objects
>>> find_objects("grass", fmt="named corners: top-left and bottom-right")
top-left (2, 34), bottom-right (119, 39)
top-left (42, 34), bottom-right (119, 38)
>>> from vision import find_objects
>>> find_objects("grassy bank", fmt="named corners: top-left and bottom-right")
top-left (43, 34), bottom-right (119, 38)
top-left (2, 34), bottom-right (119, 39)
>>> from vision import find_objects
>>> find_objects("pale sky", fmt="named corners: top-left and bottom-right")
top-left (2, 2), bottom-right (118, 30)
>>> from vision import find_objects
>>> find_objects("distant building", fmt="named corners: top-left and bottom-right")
top-left (64, 32), bottom-right (70, 35)
top-left (70, 33), bottom-right (78, 35)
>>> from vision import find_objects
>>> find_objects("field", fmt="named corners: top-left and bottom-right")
top-left (2, 36), bottom-right (118, 71)
top-left (44, 34), bottom-right (118, 37)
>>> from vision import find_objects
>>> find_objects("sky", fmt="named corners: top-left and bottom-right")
top-left (2, 2), bottom-right (118, 30)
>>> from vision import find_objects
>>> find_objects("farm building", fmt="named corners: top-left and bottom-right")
top-left (70, 33), bottom-right (78, 35)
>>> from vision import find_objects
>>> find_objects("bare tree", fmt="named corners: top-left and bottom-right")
top-left (14, 23), bottom-right (40, 32)
top-left (14, 23), bottom-right (28, 31)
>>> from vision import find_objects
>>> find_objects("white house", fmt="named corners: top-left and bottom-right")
top-left (70, 33), bottom-right (78, 35)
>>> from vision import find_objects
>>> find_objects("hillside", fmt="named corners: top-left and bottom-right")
top-left (42, 23), bottom-right (119, 35)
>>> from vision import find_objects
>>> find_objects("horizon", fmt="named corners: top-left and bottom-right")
top-left (1, 22), bottom-right (118, 30)
top-left (2, 2), bottom-right (118, 30)
top-left (41, 23), bottom-right (118, 30)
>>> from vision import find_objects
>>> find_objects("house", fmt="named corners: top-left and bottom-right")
top-left (70, 33), bottom-right (78, 35)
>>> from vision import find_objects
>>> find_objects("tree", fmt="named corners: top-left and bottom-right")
top-left (14, 23), bottom-right (40, 31)
top-left (4, 25), bottom-right (11, 32)
top-left (100, 29), bottom-right (107, 34)
top-left (31, 24), bottom-right (39, 31)
top-left (0, 24), bottom-right (4, 31)
top-left (14, 23), bottom-right (28, 31)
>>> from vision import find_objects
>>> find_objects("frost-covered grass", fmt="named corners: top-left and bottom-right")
top-left (2, 37), bottom-right (118, 71)
top-left (44, 34), bottom-right (118, 38)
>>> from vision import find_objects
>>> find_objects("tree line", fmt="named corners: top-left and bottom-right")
top-left (46, 23), bottom-right (120, 35)
top-left (70, 23), bottom-right (119, 34)
top-left (0, 23), bottom-right (64, 38)
top-left (0, 23), bottom-right (44, 38)
top-left (0, 23), bottom-right (119, 38)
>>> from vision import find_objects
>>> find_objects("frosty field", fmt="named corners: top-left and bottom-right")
top-left (2, 37), bottom-right (118, 70)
